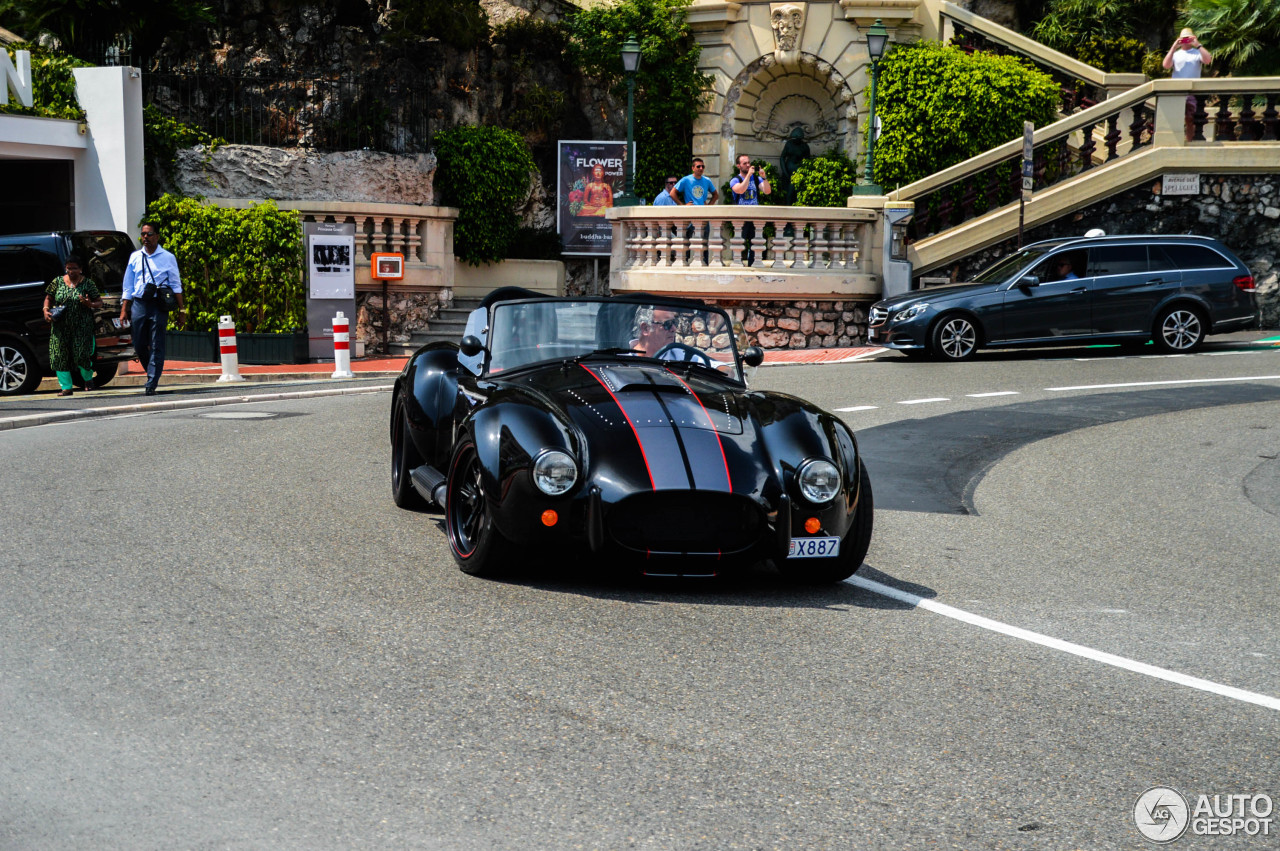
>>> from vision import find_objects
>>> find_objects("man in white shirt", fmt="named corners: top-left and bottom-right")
top-left (120, 222), bottom-right (186, 396)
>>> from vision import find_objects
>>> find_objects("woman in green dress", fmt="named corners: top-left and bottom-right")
top-left (41, 255), bottom-right (103, 397)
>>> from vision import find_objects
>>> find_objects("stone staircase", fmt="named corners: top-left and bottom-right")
top-left (390, 296), bottom-right (483, 356)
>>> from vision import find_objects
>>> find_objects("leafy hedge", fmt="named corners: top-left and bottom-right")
top-left (144, 195), bottom-right (304, 333)
top-left (433, 125), bottom-right (536, 266)
top-left (0, 43), bottom-right (88, 120)
top-left (873, 42), bottom-right (1060, 190)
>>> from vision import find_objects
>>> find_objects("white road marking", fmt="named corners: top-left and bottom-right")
top-left (898, 397), bottom-right (950, 405)
top-left (966, 391), bottom-right (1020, 398)
top-left (1046, 375), bottom-right (1280, 392)
top-left (835, 405), bottom-right (878, 412)
top-left (846, 575), bottom-right (1280, 712)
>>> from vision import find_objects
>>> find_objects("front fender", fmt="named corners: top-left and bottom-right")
top-left (394, 342), bottom-right (460, 470)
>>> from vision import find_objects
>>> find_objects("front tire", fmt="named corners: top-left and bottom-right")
top-left (790, 461), bottom-right (874, 584)
top-left (931, 314), bottom-right (979, 361)
top-left (0, 339), bottom-right (41, 396)
top-left (445, 439), bottom-right (515, 576)
top-left (1152, 305), bottom-right (1205, 353)
top-left (391, 396), bottom-right (426, 509)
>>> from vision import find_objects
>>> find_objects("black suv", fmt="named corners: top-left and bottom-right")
top-left (868, 234), bottom-right (1258, 360)
top-left (0, 231), bottom-right (136, 395)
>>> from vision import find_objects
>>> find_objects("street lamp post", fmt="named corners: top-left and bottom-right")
top-left (851, 19), bottom-right (889, 196)
top-left (615, 35), bottom-right (643, 207)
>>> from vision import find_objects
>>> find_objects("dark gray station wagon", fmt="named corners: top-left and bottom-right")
top-left (868, 235), bottom-right (1258, 360)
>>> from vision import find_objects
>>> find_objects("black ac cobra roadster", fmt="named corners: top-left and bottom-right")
top-left (390, 288), bottom-right (873, 582)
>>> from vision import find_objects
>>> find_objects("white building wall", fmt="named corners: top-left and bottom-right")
top-left (72, 66), bottom-right (145, 235)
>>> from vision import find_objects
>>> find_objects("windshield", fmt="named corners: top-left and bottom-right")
top-left (970, 246), bottom-right (1054, 284)
top-left (487, 299), bottom-right (745, 382)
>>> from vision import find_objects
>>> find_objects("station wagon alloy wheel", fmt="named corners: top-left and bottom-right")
top-left (0, 341), bottom-right (40, 396)
top-left (933, 316), bottom-right (978, 361)
top-left (1156, 307), bottom-right (1205, 353)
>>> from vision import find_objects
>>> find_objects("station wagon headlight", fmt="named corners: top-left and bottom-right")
top-left (796, 458), bottom-right (841, 504)
top-left (893, 303), bottom-right (929, 323)
top-left (533, 450), bottom-right (578, 496)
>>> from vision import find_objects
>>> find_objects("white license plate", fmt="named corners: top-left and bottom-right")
top-left (788, 536), bottom-right (840, 558)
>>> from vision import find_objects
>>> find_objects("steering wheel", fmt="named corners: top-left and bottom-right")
top-left (653, 341), bottom-right (717, 368)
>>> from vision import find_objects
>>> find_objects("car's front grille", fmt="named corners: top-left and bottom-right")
top-left (608, 491), bottom-right (765, 555)
top-left (869, 306), bottom-right (888, 327)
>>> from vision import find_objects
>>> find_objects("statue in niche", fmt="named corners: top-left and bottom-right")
top-left (770, 3), bottom-right (805, 63)
top-left (779, 125), bottom-right (811, 204)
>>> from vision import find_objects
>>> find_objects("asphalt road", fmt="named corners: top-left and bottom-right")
top-left (2, 343), bottom-right (1278, 849)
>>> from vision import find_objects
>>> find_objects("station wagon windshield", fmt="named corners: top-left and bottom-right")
top-left (487, 299), bottom-right (745, 382)
top-left (971, 246), bottom-right (1053, 284)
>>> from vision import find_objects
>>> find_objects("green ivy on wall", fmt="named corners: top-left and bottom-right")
top-left (433, 125), bottom-right (536, 266)
top-left (873, 42), bottom-right (1060, 191)
top-left (567, 0), bottom-right (712, 204)
top-left (0, 43), bottom-right (88, 120)
top-left (144, 195), bottom-right (304, 333)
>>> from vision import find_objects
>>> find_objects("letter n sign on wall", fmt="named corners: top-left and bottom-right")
top-left (1, 50), bottom-right (34, 108)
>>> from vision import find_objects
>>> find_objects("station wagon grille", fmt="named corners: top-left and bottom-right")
top-left (869, 306), bottom-right (888, 327)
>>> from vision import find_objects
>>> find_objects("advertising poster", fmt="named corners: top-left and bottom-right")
top-left (558, 140), bottom-right (630, 256)
top-left (308, 231), bottom-right (355, 299)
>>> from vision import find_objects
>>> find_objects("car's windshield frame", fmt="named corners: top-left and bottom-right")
top-left (482, 297), bottom-right (746, 383)
top-left (970, 245), bottom-right (1055, 285)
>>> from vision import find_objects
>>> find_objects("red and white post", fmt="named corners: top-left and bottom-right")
top-left (217, 315), bottom-right (245, 383)
top-left (332, 311), bottom-right (354, 378)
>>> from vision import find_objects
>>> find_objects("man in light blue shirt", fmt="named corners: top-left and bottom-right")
top-left (120, 222), bottom-right (186, 396)
top-left (652, 176), bottom-right (679, 206)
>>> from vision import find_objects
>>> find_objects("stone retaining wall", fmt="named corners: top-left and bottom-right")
top-left (951, 174), bottom-right (1280, 328)
top-left (707, 299), bottom-right (870, 349)
top-left (357, 291), bottom-right (446, 354)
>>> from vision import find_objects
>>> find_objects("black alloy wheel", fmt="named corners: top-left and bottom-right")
top-left (790, 461), bottom-right (874, 584)
top-left (0, 339), bottom-right (41, 396)
top-left (391, 395), bottom-right (426, 509)
top-left (445, 439), bottom-right (514, 576)
top-left (931, 314), bottom-right (979, 361)
top-left (1153, 305), bottom-right (1206, 353)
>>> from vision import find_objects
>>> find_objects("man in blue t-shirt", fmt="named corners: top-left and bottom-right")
top-left (670, 159), bottom-right (718, 206)
top-left (670, 159), bottom-right (718, 263)
top-left (728, 154), bottom-right (771, 265)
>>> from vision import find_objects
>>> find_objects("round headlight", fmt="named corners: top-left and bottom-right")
top-left (796, 458), bottom-right (841, 504)
top-left (532, 450), bottom-right (578, 496)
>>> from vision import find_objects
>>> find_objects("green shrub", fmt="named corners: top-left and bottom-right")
top-left (491, 15), bottom-right (569, 64)
top-left (567, 0), bottom-right (712, 203)
top-left (1073, 35), bottom-right (1151, 73)
top-left (0, 43), bottom-right (88, 120)
top-left (433, 125), bottom-right (536, 266)
top-left (144, 195), bottom-right (304, 333)
top-left (791, 150), bottom-right (859, 207)
top-left (874, 42), bottom-right (1060, 190)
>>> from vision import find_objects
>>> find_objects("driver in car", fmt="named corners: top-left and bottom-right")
top-left (631, 306), bottom-right (679, 357)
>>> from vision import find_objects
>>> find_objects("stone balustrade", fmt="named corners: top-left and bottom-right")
top-left (608, 205), bottom-right (882, 299)
top-left (209, 198), bottom-right (458, 291)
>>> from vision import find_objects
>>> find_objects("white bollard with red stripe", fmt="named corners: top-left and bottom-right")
top-left (332, 311), bottom-right (354, 378)
top-left (216, 315), bottom-right (246, 382)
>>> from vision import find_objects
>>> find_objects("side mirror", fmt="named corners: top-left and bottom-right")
top-left (742, 346), bottom-right (765, 367)
top-left (1019, 275), bottom-right (1040, 288)
top-left (459, 335), bottom-right (486, 357)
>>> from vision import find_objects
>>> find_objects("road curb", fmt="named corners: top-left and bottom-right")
top-left (0, 384), bottom-right (394, 431)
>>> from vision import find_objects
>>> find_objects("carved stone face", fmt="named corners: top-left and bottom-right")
top-left (771, 5), bottom-right (803, 52)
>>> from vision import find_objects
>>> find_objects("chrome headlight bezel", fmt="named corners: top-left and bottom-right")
top-left (892, 302), bottom-right (930, 323)
top-left (796, 458), bottom-right (841, 505)
top-left (532, 449), bottom-right (578, 496)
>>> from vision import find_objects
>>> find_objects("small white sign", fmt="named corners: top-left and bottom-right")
top-left (1164, 173), bottom-right (1200, 196)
